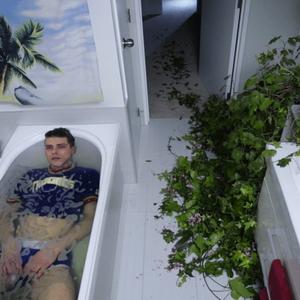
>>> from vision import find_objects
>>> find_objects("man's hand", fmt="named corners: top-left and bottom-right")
top-left (23, 247), bottom-right (60, 278)
top-left (0, 237), bottom-right (22, 277)
top-left (0, 252), bottom-right (22, 276)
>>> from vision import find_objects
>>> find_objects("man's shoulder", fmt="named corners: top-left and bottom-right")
top-left (74, 166), bottom-right (99, 173)
top-left (72, 166), bottom-right (100, 177)
top-left (23, 168), bottom-right (48, 177)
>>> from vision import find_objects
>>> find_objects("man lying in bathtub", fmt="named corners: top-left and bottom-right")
top-left (0, 127), bottom-right (100, 299)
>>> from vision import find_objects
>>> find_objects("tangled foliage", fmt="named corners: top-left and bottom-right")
top-left (158, 36), bottom-right (300, 299)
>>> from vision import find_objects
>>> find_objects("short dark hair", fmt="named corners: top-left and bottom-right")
top-left (45, 127), bottom-right (75, 147)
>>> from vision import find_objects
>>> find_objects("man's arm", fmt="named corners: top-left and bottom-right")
top-left (23, 200), bottom-right (97, 277)
top-left (0, 201), bottom-right (22, 276)
top-left (0, 208), bottom-right (14, 243)
top-left (51, 200), bottom-right (97, 253)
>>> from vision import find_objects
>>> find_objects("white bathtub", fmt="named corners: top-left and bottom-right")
top-left (0, 124), bottom-right (124, 300)
top-left (256, 142), bottom-right (300, 299)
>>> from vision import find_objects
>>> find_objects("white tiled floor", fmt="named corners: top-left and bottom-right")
top-left (144, 1), bottom-right (208, 119)
top-left (115, 119), bottom-right (232, 300)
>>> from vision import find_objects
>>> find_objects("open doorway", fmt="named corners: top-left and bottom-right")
top-left (141, 0), bottom-right (208, 118)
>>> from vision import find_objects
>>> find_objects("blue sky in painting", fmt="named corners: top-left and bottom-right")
top-left (0, 0), bottom-right (102, 104)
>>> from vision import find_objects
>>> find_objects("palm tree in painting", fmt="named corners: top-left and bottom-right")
top-left (0, 16), bottom-right (60, 96)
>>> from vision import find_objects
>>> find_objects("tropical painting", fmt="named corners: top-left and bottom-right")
top-left (0, 0), bottom-right (103, 106)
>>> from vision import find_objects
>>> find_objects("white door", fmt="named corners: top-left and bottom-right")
top-left (126, 0), bottom-right (149, 125)
top-left (113, 0), bottom-right (149, 125)
top-left (113, 0), bottom-right (149, 164)
top-left (235, 0), bottom-right (300, 93)
top-left (200, 0), bottom-right (300, 97)
top-left (199, 0), bottom-right (240, 97)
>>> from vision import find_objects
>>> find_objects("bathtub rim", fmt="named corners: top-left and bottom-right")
top-left (266, 142), bottom-right (300, 249)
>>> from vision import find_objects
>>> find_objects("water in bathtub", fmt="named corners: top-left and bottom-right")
top-left (0, 162), bottom-right (99, 299)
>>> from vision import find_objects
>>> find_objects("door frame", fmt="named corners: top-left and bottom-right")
top-left (111, 0), bottom-right (150, 125)
top-left (232, 0), bottom-right (251, 95)
top-left (226, 0), bottom-right (251, 97)
top-left (129, 0), bottom-right (150, 124)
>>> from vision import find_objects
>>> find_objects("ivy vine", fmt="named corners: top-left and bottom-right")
top-left (157, 35), bottom-right (300, 299)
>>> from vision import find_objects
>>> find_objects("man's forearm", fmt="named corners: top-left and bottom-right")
top-left (49, 201), bottom-right (97, 255)
top-left (0, 206), bottom-right (17, 243)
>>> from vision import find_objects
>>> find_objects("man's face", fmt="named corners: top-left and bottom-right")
top-left (44, 137), bottom-right (75, 170)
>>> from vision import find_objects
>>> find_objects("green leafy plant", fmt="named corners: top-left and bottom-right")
top-left (158, 35), bottom-right (300, 299)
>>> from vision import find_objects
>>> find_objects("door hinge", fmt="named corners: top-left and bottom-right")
top-left (127, 8), bottom-right (132, 23)
top-left (137, 107), bottom-right (144, 117)
top-left (237, 0), bottom-right (242, 9)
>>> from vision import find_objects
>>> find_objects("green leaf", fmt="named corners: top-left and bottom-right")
top-left (185, 199), bottom-right (197, 209)
top-left (190, 170), bottom-right (197, 179)
top-left (177, 156), bottom-right (189, 168)
top-left (189, 244), bottom-right (201, 256)
top-left (268, 35), bottom-right (281, 45)
top-left (232, 149), bottom-right (244, 162)
top-left (269, 141), bottom-right (281, 149)
top-left (244, 75), bottom-right (257, 89)
top-left (195, 235), bottom-right (207, 252)
top-left (209, 231), bottom-right (224, 245)
top-left (244, 220), bottom-right (256, 230)
top-left (261, 149), bottom-right (277, 158)
top-left (229, 278), bottom-right (254, 299)
top-left (231, 289), bottom-right (240, 300)
top-left (277, 157), bottom-right (291, 167)
top-left (240, 184), bottom-right (252, 195)
top-left (259, 97), bottom-right (273, 111)
top-left (162, 199), bottom-right (181, 214)
top-left (161, 229), bottom-right (175, 243)
top-left (288, 36), bottom-right (297, 46)
top-left (252, 120), bottom-right (264, 130)
top-left (203, 261), bottom-right (224, 276)
top-left (175, 233), bottom-right (192, 250)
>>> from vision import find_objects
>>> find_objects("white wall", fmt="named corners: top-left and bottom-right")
top-left (237, 0), bottom-right (300, 91)
top-left (199, 0), bottom-right (300, 96)
top-left (87, 0), bottom-right (125, 107)
top-left (199, 0), bottom-right (237, 96)
top-left (141, 0), bottom-right (162, 17)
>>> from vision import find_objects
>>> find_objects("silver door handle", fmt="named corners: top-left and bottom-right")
top-left (122, 38), bottom-right (134, 48)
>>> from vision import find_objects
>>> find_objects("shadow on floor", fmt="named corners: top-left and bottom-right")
top-left (143, 14), bottom-right (161, 21)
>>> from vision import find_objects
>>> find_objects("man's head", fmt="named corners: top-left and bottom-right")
top-left (44, 128), bottom-right (76, 171)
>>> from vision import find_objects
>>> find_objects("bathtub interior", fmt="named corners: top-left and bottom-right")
top-left (0, 136), bottom-right (102, 292)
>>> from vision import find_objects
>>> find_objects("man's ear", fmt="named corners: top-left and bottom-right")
top-left (72, 146), bottom-right (77, 154)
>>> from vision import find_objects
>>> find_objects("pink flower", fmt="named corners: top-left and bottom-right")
top-left (188, 213), bottom-right (203, 225)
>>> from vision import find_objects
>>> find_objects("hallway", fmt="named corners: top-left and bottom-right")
top-left (112, 2), bottom-right (230, 298)
top-left (114, 119), bottom-right (232, 300)
top-left (143, 0), bottom-right (208, 118)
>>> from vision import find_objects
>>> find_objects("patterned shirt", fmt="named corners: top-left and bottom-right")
top-left (10, 167), bottom-right (100, 221)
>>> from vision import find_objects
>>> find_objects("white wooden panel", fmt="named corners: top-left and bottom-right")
top-left (199, 0), bottom-right (237, 95)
